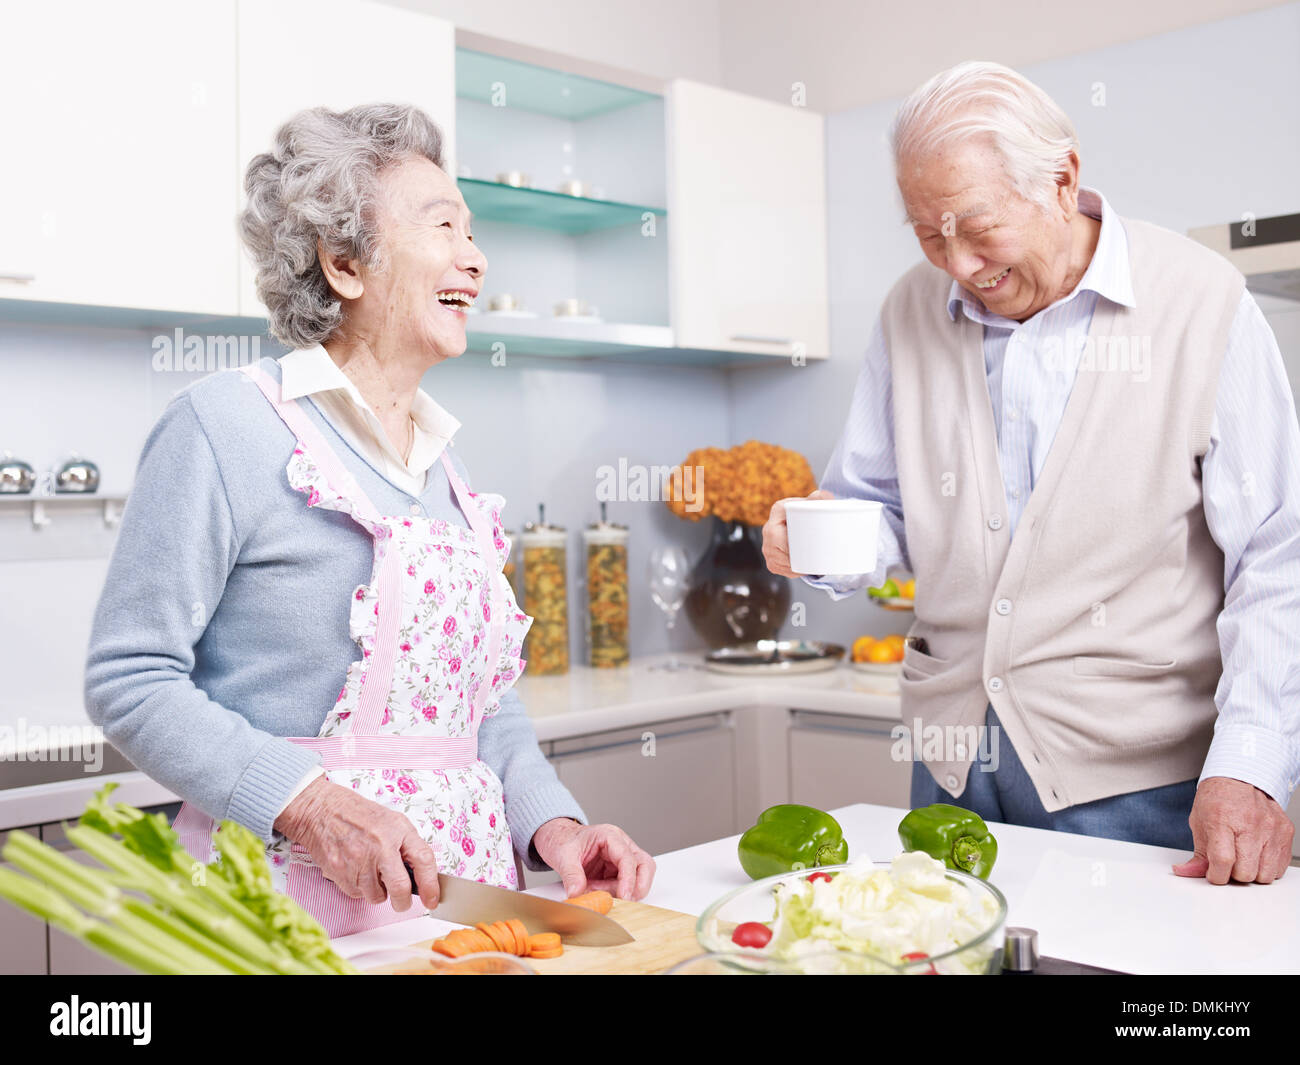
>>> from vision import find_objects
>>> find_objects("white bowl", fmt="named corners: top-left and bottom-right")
top-left (784, 498), bottom-right (882, 576)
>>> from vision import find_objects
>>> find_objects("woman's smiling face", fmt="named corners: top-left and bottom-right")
top-left (899, 137), bottom-right (1075, 322)
top-left (345, 155), bottom-right (487, 362)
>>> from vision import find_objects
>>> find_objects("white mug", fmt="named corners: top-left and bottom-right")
top-left (784, 498), bottom-right (883, 576)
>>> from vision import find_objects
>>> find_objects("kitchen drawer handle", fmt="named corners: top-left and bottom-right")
top-left (730, 334), bottom-right (793, 345)
top-left (0, 272), bottom-right (36, 284)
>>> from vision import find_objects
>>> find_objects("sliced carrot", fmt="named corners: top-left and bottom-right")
top-left (435, 936), bottom-right (469, 958)
top-left (528, 945), bottom-right (564, 959)
top-left (527, 932), bottom-right (561, 953)
top-left (467, 928), bottom-right (495, 953)
top-left (478, 922), bottom-right (512, 954)
top-left (506, 918), bottom-right (529, 956)
top-left (492, 922), bottom-right (522, 956)
top-left (448, 929), bottom-right (485, 954)
top-left (566, 890), bottom-right (613, 914)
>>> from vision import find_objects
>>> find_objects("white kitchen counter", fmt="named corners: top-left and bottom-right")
top-left (334, 802), bottom-right (1300, 975)
top-left (520, 652), bottom-right (900, 741)
top-left (0, 653), bottom-right (900, 831)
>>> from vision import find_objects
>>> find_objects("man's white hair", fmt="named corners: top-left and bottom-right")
top-left (889, 61), bottom-right (1080, 212)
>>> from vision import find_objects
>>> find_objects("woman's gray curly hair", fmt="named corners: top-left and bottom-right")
top-left (239, 103), bottom-right (445, 348)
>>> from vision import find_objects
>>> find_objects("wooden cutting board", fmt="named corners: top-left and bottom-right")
top-left (405, 897), bottom-right (702, 975)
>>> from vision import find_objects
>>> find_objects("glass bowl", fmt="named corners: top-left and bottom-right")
top-left (696, 861), bottom-right (1008, 974)
top-left (349, 948), bottom-right (536, 975)
top-left (663, 951), bottom-right (803, 975)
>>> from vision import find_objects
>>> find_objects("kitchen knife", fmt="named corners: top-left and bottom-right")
top-left (405, 865), bottom-right (634, 947)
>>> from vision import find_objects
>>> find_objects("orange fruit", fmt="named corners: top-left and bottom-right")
top-left (851, 635), bottom-right (875, 662)
top-left (899, 579), bottom-right (916, 600)
top-left (865, 641), bottom-right (898, 664)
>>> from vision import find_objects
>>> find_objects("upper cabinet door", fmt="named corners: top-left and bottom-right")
top-left (0, 2), bottom-right (238, 315)
top-left (236, 0), bottom-right (456, 319)
top-left (666, 81), bottom-right (829, 361)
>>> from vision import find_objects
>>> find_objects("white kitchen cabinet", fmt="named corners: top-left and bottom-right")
top-left (236, 0), bottom-right (456, 317)
top-left (0, 2), bottom-right (239, 315)
top-left (787, 711), bottom-right (912, 811)
top-left (0, 830), bottom-right (48, 976)
top-left (666, 80), bottom-right (829, 361)
top-left (549, 713), bottom-right (737, 858)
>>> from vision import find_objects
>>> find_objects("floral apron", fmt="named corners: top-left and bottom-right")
top-left (172, 362), bottom-right (532, 937)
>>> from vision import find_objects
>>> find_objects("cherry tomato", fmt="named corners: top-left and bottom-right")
top-left (805, 871), bottom-right (834, 884)
top-left (731, 922), bottom-right (773, 949)
top-left (902, 951), bottom-right (938, 974)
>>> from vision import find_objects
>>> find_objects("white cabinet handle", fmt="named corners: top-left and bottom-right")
top-left (0, 272), bottom-right (36, 284)
top-left (730, 334), bottom-right (793, 345)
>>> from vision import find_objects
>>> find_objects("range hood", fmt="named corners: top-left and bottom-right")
top-left (1188, 213), bottom-right (1300, 302)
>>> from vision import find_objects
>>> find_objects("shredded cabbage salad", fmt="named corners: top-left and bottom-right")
top-left (765, 852), bottom-right (1000, 974)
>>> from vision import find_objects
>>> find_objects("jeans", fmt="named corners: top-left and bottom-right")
top-left (909, 705), bottom-right (1197, 851)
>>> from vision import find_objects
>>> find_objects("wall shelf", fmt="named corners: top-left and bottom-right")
top-left (459, 178), bottom-right (665, 235)
top-left (0, 298), bottom-right (795, 369)
top-left (0, 493), bottom-right (128, 530)
top-left (464, 317), bottom-right (787, 367)
top-left (455, 47), bottom-right (659, 121)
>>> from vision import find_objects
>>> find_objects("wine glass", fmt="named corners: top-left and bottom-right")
top-left (646, 545), bottom-right (692, 671)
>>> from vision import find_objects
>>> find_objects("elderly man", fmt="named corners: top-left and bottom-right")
top-left (763, 61), bottom-right (1298, 884)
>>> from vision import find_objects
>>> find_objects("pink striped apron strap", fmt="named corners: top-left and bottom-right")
top-left (439, 452), bottom-right (507, 727)
top-left (349, 543), bottom-right (404, 735)
top-left (238, 362), bottom-right (385, 525)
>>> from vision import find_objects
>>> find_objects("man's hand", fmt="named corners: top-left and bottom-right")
top-left (761, 489), bottom-right (835, 577)
top-left (274, 775), bottom-right (441, 911)
top-left (1172, 776), bottom-right (1294, 884)
top-left (531, 818), bottom-right (655, 900)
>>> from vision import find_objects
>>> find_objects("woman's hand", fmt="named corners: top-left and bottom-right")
top-left (532, 818), bottom-right (656, 900)
top-left (761, 488), bottom-right (836, 576)
top-left (274, 776), bottom-right (441, 912)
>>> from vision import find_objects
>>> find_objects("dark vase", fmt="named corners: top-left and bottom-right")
top-left (684, 518), bottom-right (792, 648)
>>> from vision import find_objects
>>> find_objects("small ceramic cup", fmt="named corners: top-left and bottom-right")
top-left (784, 498), bottom-right (883, 576)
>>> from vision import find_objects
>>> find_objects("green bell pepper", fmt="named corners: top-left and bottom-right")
top-left (737, 804), bottom-right (849, 880)
top-left (897, 803), bottom-right (997, 879)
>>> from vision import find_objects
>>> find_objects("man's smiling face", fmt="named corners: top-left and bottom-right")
top-left (899, 136), bottom-right (1074, 322)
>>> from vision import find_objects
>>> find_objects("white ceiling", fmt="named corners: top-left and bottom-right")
top-left (716, 0), bottom-right (1295, 111)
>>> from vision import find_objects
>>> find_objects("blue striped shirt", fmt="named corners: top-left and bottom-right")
top-left (808, 188), bottom-right (1300, 808)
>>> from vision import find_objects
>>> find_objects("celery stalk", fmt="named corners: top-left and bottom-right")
top-left (0, 866), bottom-right (223, 976)
top-left (62, 824), bottom-right (313, 974)
top-left (4, 833), bottom-right (236, 975)
top-left (122, 899), bottom-right (275, 975)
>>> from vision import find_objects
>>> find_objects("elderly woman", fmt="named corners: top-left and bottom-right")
top-left (764, 62), bottom-right (1299, 884)
top-left (86, 103), bottom-right (654, 935)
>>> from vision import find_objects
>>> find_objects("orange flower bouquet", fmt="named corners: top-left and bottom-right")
top-left (665, 440), bottom-right (817, 527)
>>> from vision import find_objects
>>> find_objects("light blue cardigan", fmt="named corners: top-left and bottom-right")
top-left (84, 357), bottom-right (585, 869)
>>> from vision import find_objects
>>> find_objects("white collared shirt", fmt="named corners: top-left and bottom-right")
top-left (277, 344), bottom-right (461, 496)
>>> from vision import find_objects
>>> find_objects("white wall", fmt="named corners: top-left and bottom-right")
top-left (731, 1), bottom-right (1300, 645)
top-left (384, 0), bottom-right (724, 86)
top-left (717, 0), bottom-right (1293, 111)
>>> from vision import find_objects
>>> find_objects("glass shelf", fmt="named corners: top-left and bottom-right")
top-left (459, 178), bottom-right (665, 235)
top-left (0, 301), bottom-right (796, 368)
top-left (463, 317), bottom-right (784, 366)
top-left (455, 48), bottom-right (660, 121)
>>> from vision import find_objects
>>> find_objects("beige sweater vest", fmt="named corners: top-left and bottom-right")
top-left (882, 217), bottom-right (1244, 811)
